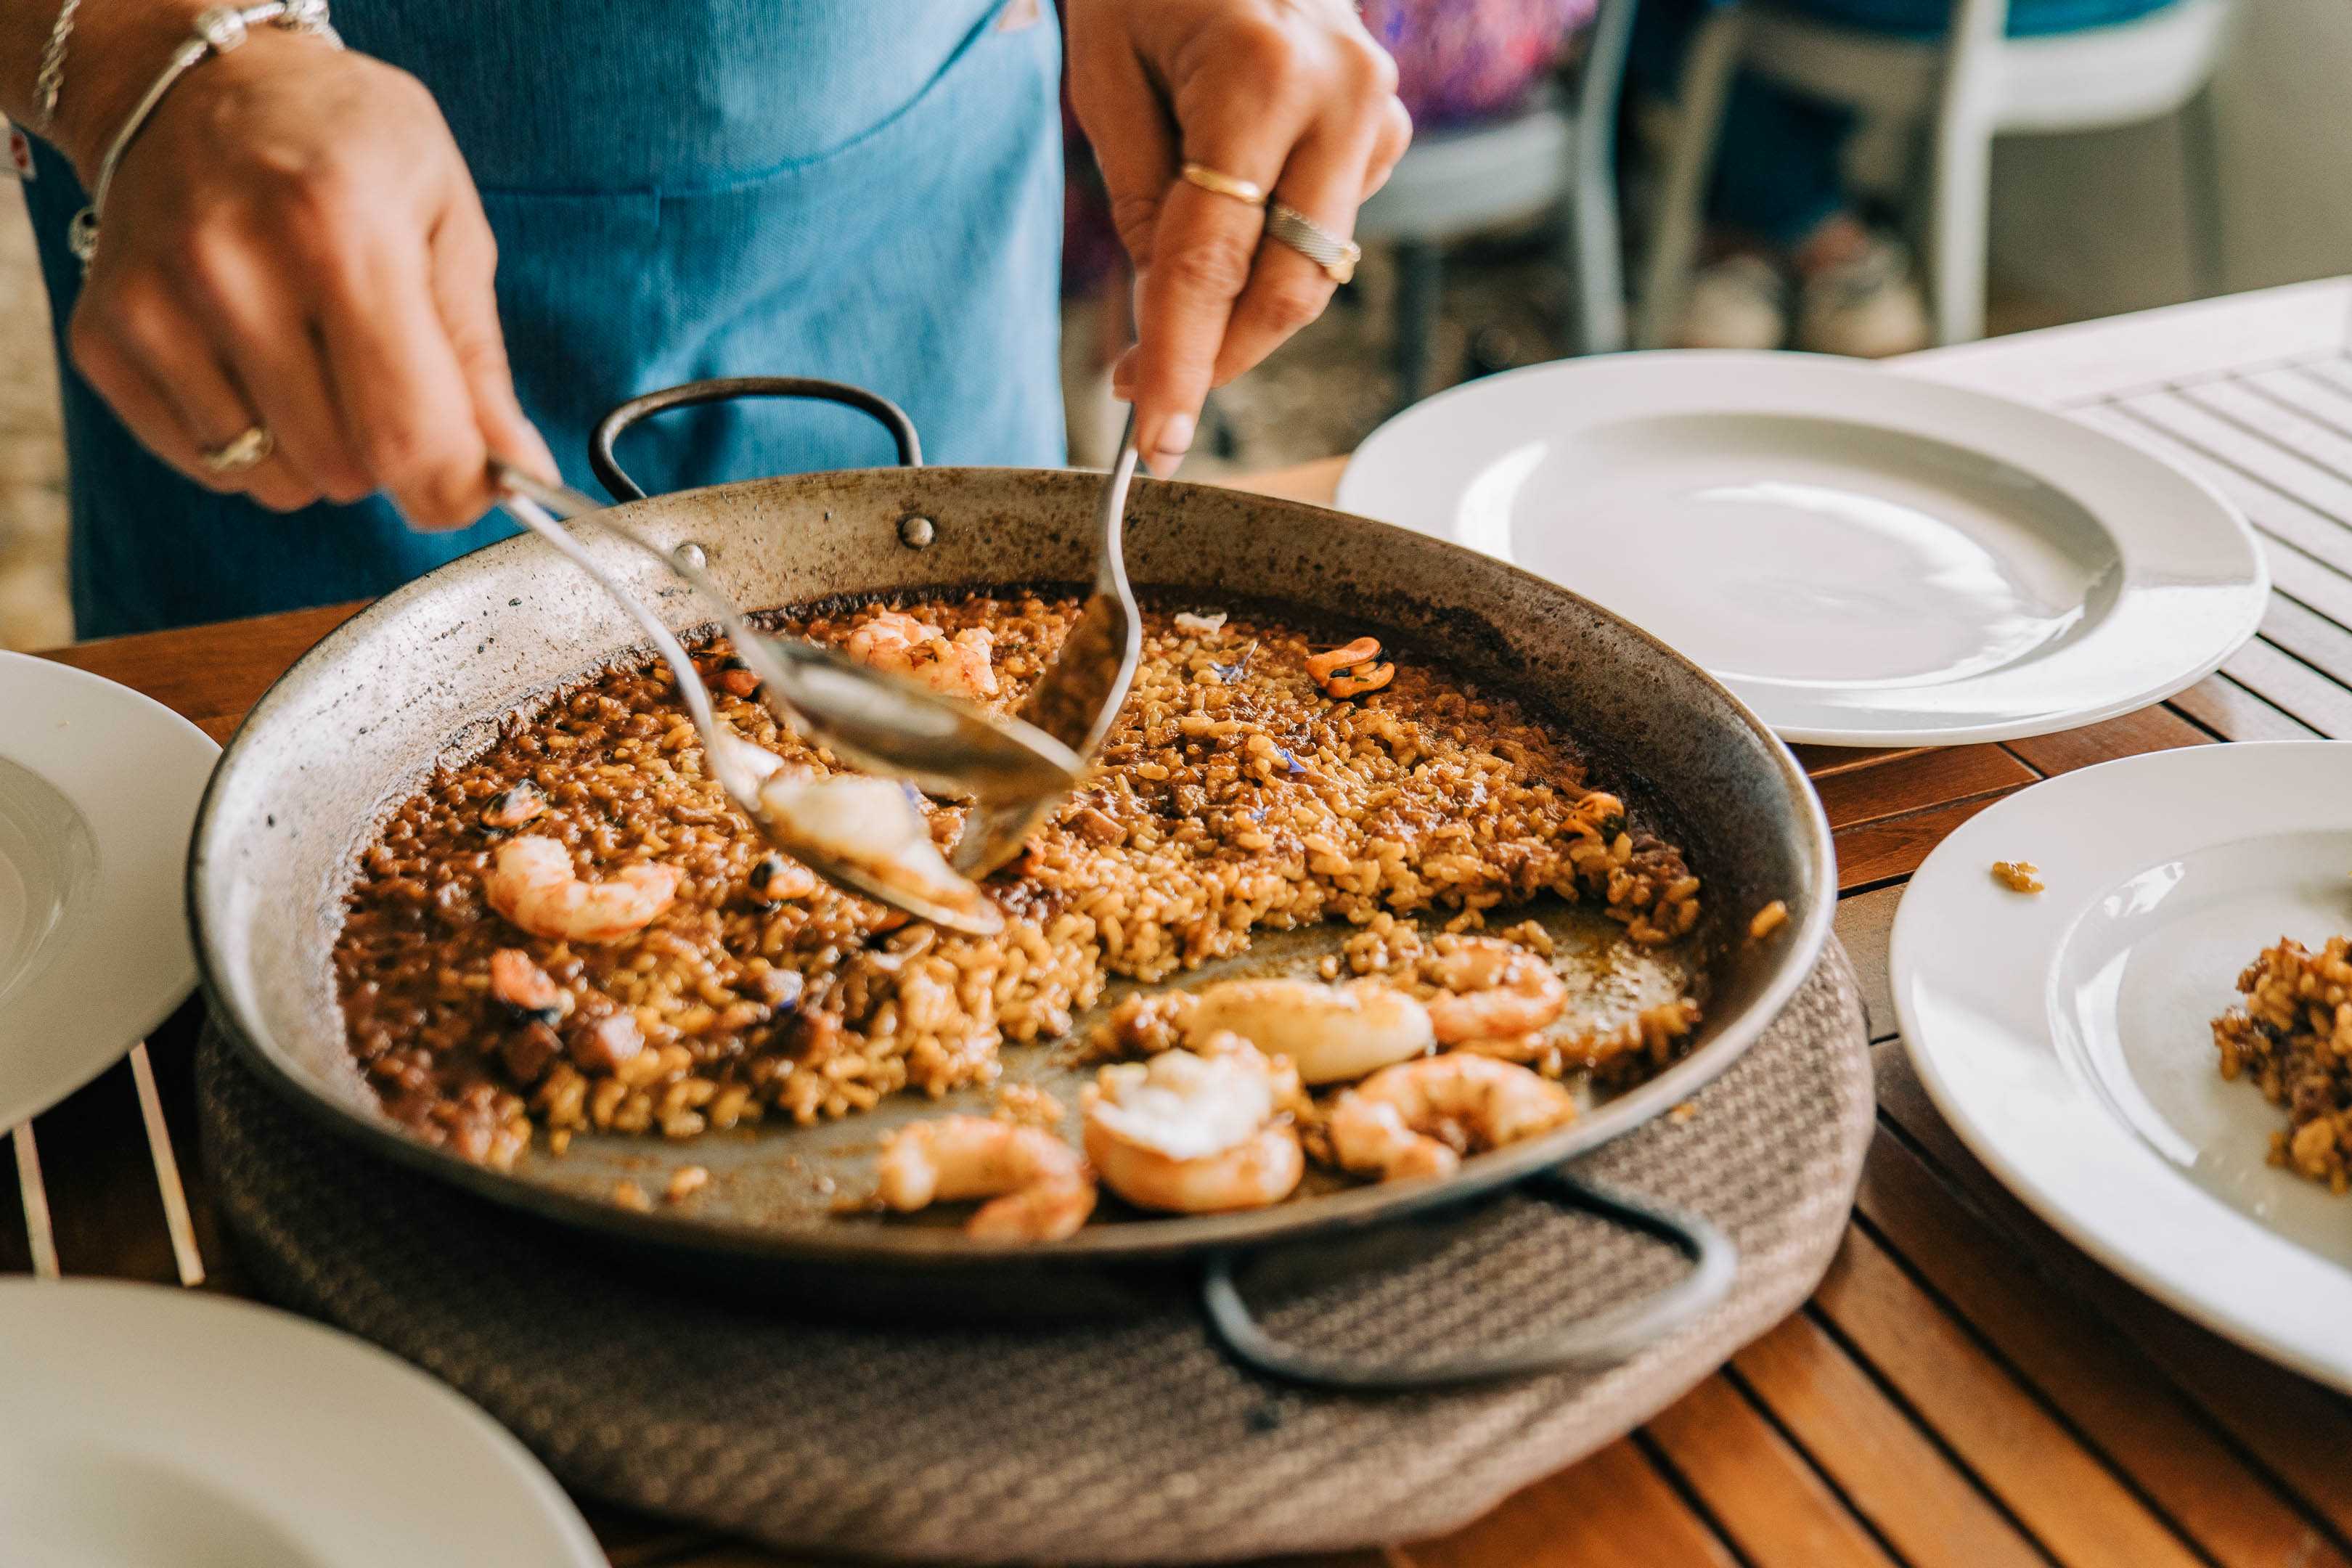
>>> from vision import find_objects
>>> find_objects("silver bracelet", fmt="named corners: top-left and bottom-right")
top-left (66, 0), bottom-right (342, 269)
top-left (32, 0), bottom-right (83, 132)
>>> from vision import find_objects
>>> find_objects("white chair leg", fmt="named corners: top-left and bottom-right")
top-left (1572, 163), bottom-right (1628, 355)
top-left (2179, 81), bottom-right (2226, 300)
top-left (1636, 6), bottom-right (1744, 351)
top-left (1925, 0), bottom-right (2005, 346)
top-left (1927, 119), bottom-right (1990, 345)
top-left (1565, 0), bottom-right (1636, 354)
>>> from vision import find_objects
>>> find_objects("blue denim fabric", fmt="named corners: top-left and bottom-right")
top-left (21, 0), bottom-right (1065, 637)
top-left (1630, 0), bottom-right (2180, 248)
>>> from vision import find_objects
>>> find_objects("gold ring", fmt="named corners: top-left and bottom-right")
top-left (1180, 162), bottom-right (1268, 208)
top-left (200, 425), bottom-right (274, 475)
top-left (1265, 202), bottom-right (1362, 286)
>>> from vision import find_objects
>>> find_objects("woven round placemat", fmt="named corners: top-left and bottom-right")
top-left (198, 940), bottom-right (1869, 1566)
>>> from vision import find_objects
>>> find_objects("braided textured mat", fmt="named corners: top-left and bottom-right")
top-left (199, 941), bottom-right (1868, 1566)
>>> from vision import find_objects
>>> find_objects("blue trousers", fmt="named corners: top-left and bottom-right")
top-left (1631, 0), bottom-right (2181, 248)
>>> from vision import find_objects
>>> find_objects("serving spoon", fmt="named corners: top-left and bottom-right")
top-left (492, 474), bottom-right (1052, 934)
top-left (494, 462), bottom-right (1079, 807)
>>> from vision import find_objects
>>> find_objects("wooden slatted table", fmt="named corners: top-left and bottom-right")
top-left (15, 277), bottom-right (2352, 1568)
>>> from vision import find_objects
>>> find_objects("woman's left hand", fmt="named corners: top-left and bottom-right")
top-left (1067, 0), bottom-right (1410, 475)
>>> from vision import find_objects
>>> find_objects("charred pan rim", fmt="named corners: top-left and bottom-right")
top-left (188, 470), bottom-right (1834, 1266)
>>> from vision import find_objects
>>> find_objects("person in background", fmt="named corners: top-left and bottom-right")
top-left (1634, 0), bottom-right (2179, 357)
top-left (1361, 0), bottom-right (1598, 128)
top-left (1, 1), bottom-right (1408, 637)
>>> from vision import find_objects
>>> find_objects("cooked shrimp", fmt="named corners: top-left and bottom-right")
top-left (1328, 1054), bottom-right (1576, 1182)
top-left (1305, 636), bottom-right (1383, 681)
top-left (1082, 1040), bottom-right (1304, 1213)
top-left (1421, 937), bottom-right (1569, 1045)
top-left (874, 1114), bottom-right (1095, 1241)
top-left (483, 836), bottom-right (679, 944)
top-left (846, 609), bottom-right (999, 700)
top-left (1188, 976), bottom-right (1434, 1085)
top-left (1304, 634), bottom-right (1397, 699)
top-left (754, 771), bottom-right (992, 923)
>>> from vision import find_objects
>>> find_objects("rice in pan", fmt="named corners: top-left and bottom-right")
top-left (334, 593), bottom-right (1707, 1173)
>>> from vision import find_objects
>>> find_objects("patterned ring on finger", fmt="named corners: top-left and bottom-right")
top-left (1265, 203), bottom-right (1361, 286)
top-left (200, 424), bottom-right (275, 475)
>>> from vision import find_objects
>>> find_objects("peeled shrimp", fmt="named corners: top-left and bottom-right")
top-left (754, 771), bottom-right (991, 922)
top-left (1421, 937), bottom-right (1569, 1045)
top-left (846, 610), bottom-right (1000, 700)
top-left (1187, 976), bottom-right (1434, 1085)
top-left (1328, 1054), bottom-right (1576, 1182)
top-left (483, 836), bottom-right (678, 944)
top-left (875, 1114), bottom-right (1095, 1241)
top-left (1082, 1040), bottom-right (1303, 1214)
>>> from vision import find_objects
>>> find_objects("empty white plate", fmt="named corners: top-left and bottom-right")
top-left (0, 1278), bottom-right (602, 1567)
top-left (0, 651), bottom-right (219, 1127)
top-left (1336, 352), bottom-right (2266, 746)
top-left (1893, 743), bottom-right (2352, 1389)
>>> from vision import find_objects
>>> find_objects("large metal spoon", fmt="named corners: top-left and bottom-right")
top-left (493, 462), bottom-right (1080, 810)
top-left (494, 484), bottom-right (1016, 934)
top-left (951, 413), bottom-right (1144, 875)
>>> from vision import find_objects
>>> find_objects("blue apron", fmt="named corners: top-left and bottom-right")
top-left (21, 0), bottom-right (1065, 637)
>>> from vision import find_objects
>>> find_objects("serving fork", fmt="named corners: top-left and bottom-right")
top-left (949, 413), bottom-right (1144, 875)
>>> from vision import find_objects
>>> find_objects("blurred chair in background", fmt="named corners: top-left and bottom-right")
top-left (1635, 0), bottom-right (2235, 354)
top-left (1358, 0), bottom-right (1628, 406)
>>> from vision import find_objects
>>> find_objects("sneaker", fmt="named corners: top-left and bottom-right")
top-left (1796, 237), bottom-right (1932, 359)
top-left (1669, 254), bottom-right (1789, 351)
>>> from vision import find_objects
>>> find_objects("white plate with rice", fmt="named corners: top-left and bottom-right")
top-left (0, 1278), bottom-right (602, 1565)
top-left (1892, 742), bottom-right (2352, 1392)
top-left (0, 651), bottom-right (220, 1127)
top-left (1336, 351), bottom-right (2266, 747)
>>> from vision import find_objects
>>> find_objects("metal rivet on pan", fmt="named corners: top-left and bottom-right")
top-left (898, 515), bottom-right (936, 549)
top-left (673, 542), bottom-right (707, 570)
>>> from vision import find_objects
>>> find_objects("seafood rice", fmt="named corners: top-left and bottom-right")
top-left (2213, 935), bottom-right (2352, 1193)
top-left (332, 592), bottom-right (1707, 1182)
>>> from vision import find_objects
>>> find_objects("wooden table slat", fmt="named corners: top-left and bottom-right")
top-left (1809, 1227), bottom-right (2210, 1568)
top-left (2072, 402), bottom-right (2352, 587)
top-left (2118, 390), bottom-right (2352, 545)
top-left (1833, 793), bottom-right (2022, 891)
top-left (1813, 745), bottom-right (2038, 831)
top-left (1855, 1126), bottom-right (2352, 1568)
top-left (1871, 1045), bottom-right (2352, 1543)
top-left (1730, 1312), bottom-right (2051, 1568)
top-left (1405, 1439), bottom-right (1741, 1568)
top-left (2001, 704), bottom-right (2210, 776)
top-left (1643, 1375), bottom-right (1904, 1568)
top-left (1792, 743), bottom-right (1935, 780)
top-left (2218, 638), bottom-right (2352, 737)
top-left (2168, 671), bottom-right (2325, 742)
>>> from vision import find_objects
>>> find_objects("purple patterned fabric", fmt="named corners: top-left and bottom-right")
top-left (1365, 0), bottom-right (1598, 128)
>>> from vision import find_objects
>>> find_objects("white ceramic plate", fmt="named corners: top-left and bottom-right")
top-left (1336, 352), bottom-right (2267, 746)
top-left (0, 651), bottom-right (219, 1127)
top-left (0, 1278), bottom-right (602, 1566)
top-left (1892, 743), bottom-right (2352, 1390)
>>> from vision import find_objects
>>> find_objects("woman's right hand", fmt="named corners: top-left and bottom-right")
top-left (56, 21), bottom-right (552, 527)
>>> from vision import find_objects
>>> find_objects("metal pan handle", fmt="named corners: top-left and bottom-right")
top-left (591, 376), bottom-right (924, 502)
top-left (1200, 1169), bottom-right (1737, 1390)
